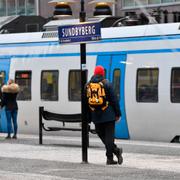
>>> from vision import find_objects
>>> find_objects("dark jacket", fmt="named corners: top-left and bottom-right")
top-left (85, 75), bottom-right (121, 124)
top-left (1, 83), bottom-right (19, 110)
top-left (0, 86), bottom-right (2, 107)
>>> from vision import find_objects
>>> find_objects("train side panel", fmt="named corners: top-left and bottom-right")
top-left (8, 56), bottom-right (96, 134)
top-left (0, 23), bottom-right (180, 141)
top-left (0, 58), bottom-right (10, 132)
top-left (125, 53), bottom-right (180, 142)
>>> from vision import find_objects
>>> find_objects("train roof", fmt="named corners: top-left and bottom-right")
top-left (0, 21), bottom-right (180, 44)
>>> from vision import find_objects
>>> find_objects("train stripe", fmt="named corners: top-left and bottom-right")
top-left (0, 34), bottom-right (180, 48)
top-left (0, 48), bottom-right (180, 59)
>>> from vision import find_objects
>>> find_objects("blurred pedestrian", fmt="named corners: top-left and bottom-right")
top-left (85, 65), bottom-right (123, 165)
top-left (1, 79), bottom-right (19, 139)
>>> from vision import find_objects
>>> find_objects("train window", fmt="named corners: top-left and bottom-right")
top-left (0, 71), bottom-right (5, 87)
top-left (113, 69), bottom-right (121, 101)
top-left (41, 70), bottom-right (59, 101)
top-left (136, 68), bottom-right (159, 102)
top-left (15, 71), bottom-right (31, 101)
top-left (69, 70), bottom-right (85, 101)
top-left (171, 68), bottom-right (180, 103)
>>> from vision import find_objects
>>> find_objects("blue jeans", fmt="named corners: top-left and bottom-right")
top-left (5, 109), bottom-right (18, 135)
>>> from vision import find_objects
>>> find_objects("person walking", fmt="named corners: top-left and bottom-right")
top-left (1, 79), bottom-right (19, 139)
top-left (85, 65), bottom-right (123, 165)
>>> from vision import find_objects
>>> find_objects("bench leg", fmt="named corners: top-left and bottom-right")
top-left (39, 106), bottom-right (43, 145)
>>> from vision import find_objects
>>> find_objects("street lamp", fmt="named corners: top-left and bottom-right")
top-left (93, 3), bottom-right (112, 16)
top-left (89, 0), bottom-right (114, 17)
top-left (49, 0), bottom-right (75, 18)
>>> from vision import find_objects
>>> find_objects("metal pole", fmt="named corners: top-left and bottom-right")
top-left (39, 106), bottom-right (43, 145)
top-left (80, 0), bottom-right (88, 163)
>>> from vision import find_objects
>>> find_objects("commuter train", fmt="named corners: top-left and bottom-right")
top-left (0, 19), bottom-right (180, 142)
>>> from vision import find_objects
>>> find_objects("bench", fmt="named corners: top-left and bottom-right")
top-left (39, 106), bottom-right (95, 144)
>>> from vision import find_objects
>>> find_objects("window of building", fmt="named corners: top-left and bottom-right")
top-left (122, 0), bottom-right (179, 8)
top-left (162, 0), bottom-right (175, 3)
top-left (0, 0), bottom-right (6, 16)
top-left (17, 0), bottom-right (25, 15)
top-left (41, 70), bottom-right (59, 101)
top-left (0, 0), bottom-right (36, 17)
top-left (113, 69), bottom-right (121, 101)
top-left (162, 0), bottom-right (174, 3)
top-left (15, 71), bottom-right (32, 101)
top-left (27, 0), bottom-right (36, 15)
top-left (0, 71), bottom-right (5, 87)
top-left (171, 68), bottom-right (180, 103)
top-left (7, 0), bottom-right (16, 16)
top-left (136, 68), bottom-right (158, 102)
top-left (69, 70), bottom-right (82, 101)
top-left (149, 0), bottom-right (161, 4)
top-left (123, 0), bottom-right (134, 7)
top-left (135, 0), bottom-right (148, 6)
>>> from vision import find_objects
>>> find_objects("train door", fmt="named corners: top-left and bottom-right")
top-left (0, 58), bottom-right (10, 132)
top-left (96, 54), bottom-right (129, 139)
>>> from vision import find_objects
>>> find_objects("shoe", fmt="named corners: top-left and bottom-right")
top-left (106, 158), bottom-right (118, 165)
top-left (12, 135), bottom-right (17, 139)
top-left (114, 148), bottom-right (123, 165)
top-left (5, 135), bottom-right (11, 139)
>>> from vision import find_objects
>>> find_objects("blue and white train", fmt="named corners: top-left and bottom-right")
top-left (0, 19), bottom-right (180, 142)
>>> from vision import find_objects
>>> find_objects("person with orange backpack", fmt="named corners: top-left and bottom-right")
top-left (85, 65), bottom-right (123, 165)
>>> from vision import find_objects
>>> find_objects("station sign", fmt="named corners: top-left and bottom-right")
top-left (58, 22), bottom-right (101, 44)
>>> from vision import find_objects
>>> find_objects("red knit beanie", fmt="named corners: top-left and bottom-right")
top-left (94, 65), bottom-right (105, 76)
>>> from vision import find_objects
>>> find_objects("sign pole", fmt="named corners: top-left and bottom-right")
top-left (80, 0), bottom-right (88, 163)
top-left (58, 1), bottom-right (101, 164)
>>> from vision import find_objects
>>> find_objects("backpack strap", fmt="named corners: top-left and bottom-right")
top-left (100, 79), bottom-right (109, 110)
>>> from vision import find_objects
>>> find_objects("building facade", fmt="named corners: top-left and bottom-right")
top-left (0, 0), bottom-right (180, 23)
top-left (0, 0), bottom-right (96, 19)
top-left (0, 0), bottom-right (38, 16)
top-left (116, 0), bottom-right (180, 23)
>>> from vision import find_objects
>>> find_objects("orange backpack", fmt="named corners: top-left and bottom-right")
top-left (86, 81), bottom-right (108, 111)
